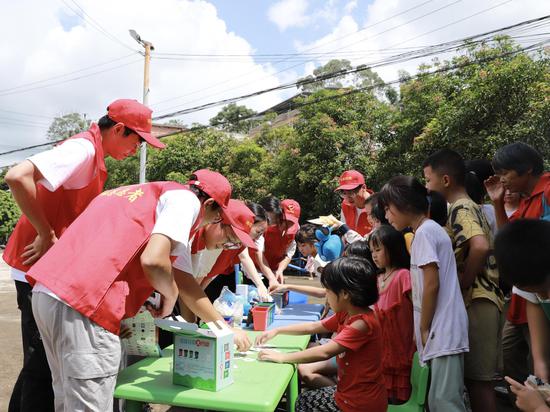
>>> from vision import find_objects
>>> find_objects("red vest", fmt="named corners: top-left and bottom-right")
top-left (341, 201), bottom-right (371, 236)
top-left (262, 223), bottom-right (298, 270)
top-left (26, 182), bottom-right (202, 335)
top-left (206, 248), bottom-right (243, 279)
top-left (3, 124), bottom-right (107, 272)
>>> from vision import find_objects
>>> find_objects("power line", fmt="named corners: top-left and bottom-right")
top-left (0, 54), bottom-right (136, 95)
top-left (152, 15), bottom-right (550, 120)
top-left (0, 59), bottom-right (142, 97)
top-left (0, 109), bottom-right (55, 120)
top-left (150, 0), bottom-right (441, 108)
top-left (1, 19), bottom-right (548, 159)
top-left (60, 0), bottom-right (138, 53)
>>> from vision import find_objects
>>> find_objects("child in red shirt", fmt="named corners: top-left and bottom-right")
top-left (370, 224), bottom-right (415, 404)
top-left (257, 257), bottom-right (387, 412)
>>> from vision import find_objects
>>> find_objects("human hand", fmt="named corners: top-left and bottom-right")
top-left (21, 231), bottom-right (58, 266)
top-left (147, 288), bottom-right (177, 319)
top-left (258, 349), bottom-right (285, 363)
top-left (506, 376), bottom-right (550, 412)
top-left (275, 271), bottom-right (284, 284)
top-left (268, 279), bottom-right (281, 292)
top-left (484, 175), bottom-right (505, 203)
top-left (421, 329), bottom-right (430, 347)
top-left (233, 328), bottom-right (252, 352)
top-left (255, 329), bottom-right (278, 346)
top-left (269, 284), bottom-right (288, 294)
top-left (257, 285), bottom-right (271, 302)
top-left (119, 325), bottom-right (133, 339)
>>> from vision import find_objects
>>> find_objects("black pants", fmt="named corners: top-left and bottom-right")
top-left (9, 281), bottom-right (54, 412)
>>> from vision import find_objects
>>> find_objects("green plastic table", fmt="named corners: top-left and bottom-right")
top-left (114, 332), bottom-right (310, 412)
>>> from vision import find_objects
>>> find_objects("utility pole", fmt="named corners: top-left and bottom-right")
top-left (129, 29), bottom-right (154, 184)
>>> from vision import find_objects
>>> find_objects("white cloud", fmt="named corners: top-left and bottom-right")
top-left (344, 0), bottom-right (358, 15)
top-left (268, 0), bottom-right (310, 31)
top-left (0, 0), bottom-right (286, 165)
top-left (294, 0), bottom-right (549, 83)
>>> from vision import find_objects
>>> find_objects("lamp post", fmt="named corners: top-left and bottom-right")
top-left (129, 29), bottom-right (154, 184)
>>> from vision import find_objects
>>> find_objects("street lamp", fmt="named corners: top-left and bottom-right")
top-left (129, 29), bottom-right (154, 184)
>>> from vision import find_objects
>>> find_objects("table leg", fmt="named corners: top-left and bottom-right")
top-left (124, 400), bottom-right (144, 412)
top-left (286, 366), bottom-right (298, 412)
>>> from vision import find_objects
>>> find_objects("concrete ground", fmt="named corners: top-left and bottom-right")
top-left (0, 256), bottom-right (516, 411)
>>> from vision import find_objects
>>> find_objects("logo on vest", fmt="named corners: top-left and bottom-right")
top-left (100, 187), bottom-right (145, 203)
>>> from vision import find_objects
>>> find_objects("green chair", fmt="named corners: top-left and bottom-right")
top-left (387, 352), bottom-right (430, 412)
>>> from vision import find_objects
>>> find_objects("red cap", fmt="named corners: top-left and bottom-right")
top-left (107, 99), bottom-right (166, 149)
top-left (222, 199), bottom-right (256, 248)
top-left (335, 170), bottom-right (365, 191)
top-left (188, 169), bottom-right (232, 209)
top-left (281, 199), bottom-right (301, 224)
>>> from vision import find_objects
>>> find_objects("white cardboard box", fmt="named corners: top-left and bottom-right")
top-left (155, 319), bottom-right (234, 391)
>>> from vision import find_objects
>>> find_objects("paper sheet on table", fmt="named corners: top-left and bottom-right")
top-left (120, 294), bottom-right (161, 357)
top-left (307, 214), bottom-right (339, 226)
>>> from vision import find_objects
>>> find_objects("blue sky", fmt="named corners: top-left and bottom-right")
top-left (210, 0), bottom-right (368, 55)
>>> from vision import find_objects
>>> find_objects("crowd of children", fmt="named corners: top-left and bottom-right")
top-left (3, 97), bottom-right (549, 412)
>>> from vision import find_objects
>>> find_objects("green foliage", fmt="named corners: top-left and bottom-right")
top-left (102, 39), bottom-right (550, 219)
top-left (209, 103), bottom-right (259, 134)
top-left (47, 113), bottom-right (91, 141)
top-left (372, 37), bottom-right (550, 186)
top-left (0, 190), bottom-right (20, 244)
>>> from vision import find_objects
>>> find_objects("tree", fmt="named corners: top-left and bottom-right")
top-left (47, 113), bottom-right (91, 141)
top-left (209, 103), bottom-right (258, 134)
top-left (0, 190), bottom-right (20, 245)
top-left (372, 37), bottom-right (550, 187)
top-left (298, 59), bottom-right (354, 91)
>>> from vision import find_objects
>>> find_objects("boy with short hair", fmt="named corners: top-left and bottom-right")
top-left (424, 148), bottom-right (504, 412)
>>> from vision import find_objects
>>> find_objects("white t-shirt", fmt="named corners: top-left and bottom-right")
top-left (513, 287), bottom-right (544, 305)
top-left (410, 219), bottom-right (469, 363)
top-left (340, 206), bottom-right (365, 227)
top-left (33, 189), bottom-right (201, 301)
top-left (481, 204), bottom-right (498, 238)
top-left (11, 138), bottom-right (96, 283)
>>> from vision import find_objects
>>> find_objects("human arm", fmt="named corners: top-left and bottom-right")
top-left (527, 301), bottom-right (550, 382)
top-left (484, 176), bottom-right (509, 228)
top-left (140, 234), bottom-right (180, 319)
top-left (255, 320), bottom-right (330, 346)
top-left (275, 240), bottom-right (296, 283)
top-left (173, 267), bottom-right (251, 351)
top-left (254, 249), bottom-right (279, 288)
top-left (419, 262), bottom-right (440, 346)
top-left (259, 339), bottom-right (345, 364)
top-left (459, 234), bottom-right (490, 290)
top-left (238, 248), bottom-right (269, 301)
top-left (5, 161), bottom-right (56, 265)
top-left (269, 283), bottom-right (326, 299)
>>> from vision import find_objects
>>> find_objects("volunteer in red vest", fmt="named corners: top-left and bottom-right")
top-left (200, 201), bottom-right (270, 302)
top-left (3, 99), bottom-right (163, 412)
top-left (26, 169), bottom-right (253, 411)
top-left (335, 170), bottom-right (373, 237)
top-left (259, 197), bottom-right (301, 285)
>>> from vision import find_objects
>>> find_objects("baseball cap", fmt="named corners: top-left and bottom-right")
top-left (188, 169), bottom-right (232, 209)
top-left (281, 199), bottom-right (301, 224)
top-left (222, 199), bottom-right (256, 248)
top-left (335, 170), bottom-right (365, 191)
top-left (107, 99), bottom-right (165, 149)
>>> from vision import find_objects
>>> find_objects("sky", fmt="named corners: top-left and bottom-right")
top-left (0, 0), bottom-right (549, 166)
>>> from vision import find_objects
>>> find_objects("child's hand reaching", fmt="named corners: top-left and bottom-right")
top-left (506, 376), bottom-right (550, 412)
top-left (258, 349), bottom-right (285, 363)
top-left (255, 329), bottom-right (278, 346)
top-left (269, 284), bottom-right (288, 294)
